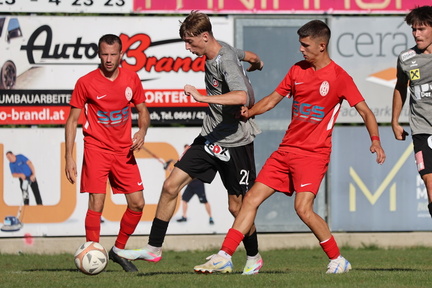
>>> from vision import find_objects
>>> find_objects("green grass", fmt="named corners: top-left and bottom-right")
top-left (2, 247), bottom-right (432, 288)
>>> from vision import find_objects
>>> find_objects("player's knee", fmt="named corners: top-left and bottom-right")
top-left (243, 192), bottom-right (261, 208)
top-left (295, 205), bottom-right (313, 222)
top-left (162, 180), bottom-right (180, 198)
top-left (129, 199), bottom-right (145, 212)
top-left (228, 206), bottom-right (240, 217)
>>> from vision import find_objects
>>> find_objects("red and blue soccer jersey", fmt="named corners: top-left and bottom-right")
top-left (70, 67), bottom-right (145, 153)
top-left (276, 60), bottom-right (364, 157)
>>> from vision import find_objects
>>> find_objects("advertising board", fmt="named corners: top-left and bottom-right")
top-left (0, 15), bottom-right (233, 125)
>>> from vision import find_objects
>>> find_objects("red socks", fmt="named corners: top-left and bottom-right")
top-left (85, 209), bottom-right (102, 242)
top-left (115, 208), bottom-right (143, 249)
top-left (320, 235), bottom-right (340, 260)
top-left (221, 228), bottom-right (245, 256)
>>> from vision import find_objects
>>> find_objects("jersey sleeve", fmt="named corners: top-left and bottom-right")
top-left (70, 77), bottom-right (87, 109)
top-left (339, 73), bottom-right (364, 107)
top-left (219, 41), bottom-right (245, 61)
top-left (396, 56), bottom-right (409, 84)
top-left (232, 46), bottom-right (245, 61)
top-left (220, 51), bottom-right (248, 93)
top-left (131, 72), bottom-right (146, 105)
top-left (275, 68), bottom-right (293, 98)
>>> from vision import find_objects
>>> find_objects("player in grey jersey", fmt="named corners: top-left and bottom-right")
top-left (392, 5), bottom-right (432, 218)
top-left (117, 11), bottom-right (265, 275)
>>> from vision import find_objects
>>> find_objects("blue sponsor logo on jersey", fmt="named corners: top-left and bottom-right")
top-left (293, 100), bottom-right (325, 122)
top-left (97, 107), bottom-right (129, 126)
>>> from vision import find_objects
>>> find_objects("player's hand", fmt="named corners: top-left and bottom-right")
top-left (65, 158), bottom-right (77, 184)
top-left (392, 124), bottom-right (409, 141)
top-left (184, 84), bottom-right (204, 102)
top-left (131, 130), bottom-right (145, 151)
top-left (247, 60), bottom-right (264, 72)
top-left (370, 142), bottom-right (386, 165)
top-left (240, 106), bottom-right (250, 120)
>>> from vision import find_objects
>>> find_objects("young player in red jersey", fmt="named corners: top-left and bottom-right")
top-left (65, 34), bottom-right (150, 272)
top-left (193, 20), bottom-right (386, 274)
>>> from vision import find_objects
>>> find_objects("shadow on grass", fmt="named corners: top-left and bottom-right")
top-left (134, 270), bottom-right (289, 276)
top-left (354, 268), bottom-right (421, 272)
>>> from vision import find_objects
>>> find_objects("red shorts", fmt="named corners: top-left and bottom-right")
top-left (256, 150), bottom-right (329, 195)
top-left (81, 147), bottom-right (144, 194)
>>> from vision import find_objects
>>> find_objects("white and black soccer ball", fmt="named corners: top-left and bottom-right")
top-left (74, 241), bottom-right (108, 275)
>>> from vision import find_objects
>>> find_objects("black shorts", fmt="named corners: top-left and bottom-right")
top-left (182, 179), bottom-right (207, 203)
top-left (413, 134), bottom-right (432, 176)
top-left (175, 135), bottom-right (256, 196)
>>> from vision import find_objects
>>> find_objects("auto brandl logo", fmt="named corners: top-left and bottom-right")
top-left (125, 87), bottom-right (133, 101)
top-left (320, 81), bottom-right (329, 96)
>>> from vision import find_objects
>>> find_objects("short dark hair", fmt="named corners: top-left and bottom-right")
top-left (98, 34), bottom-right (122, 52)
top-left (179, 10), bottom-right (213, 39)
top-left (297, 20), bottom-right (331, 44)
top-left (5, 151), bottom-right (13, 155)
top-left (405, 6), bottom-right (432, 27)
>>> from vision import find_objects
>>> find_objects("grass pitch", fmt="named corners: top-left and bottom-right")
top-left (1, 246), bottom-right (431, 288)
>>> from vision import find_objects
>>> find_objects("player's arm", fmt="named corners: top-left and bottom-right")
top-left (391, 71), bottom-right (409, 141)
top-left (354, 100), bottom-right (386, 165)
top-left (64, 107), bottom-right (81, 184)
top-left (241, 90), bottom-right (285, 119)
top-left (131, 102), bottom-right (150, 151)
top-left (184, 85), bottom-right (247, 105)
top-left (242, 51), bottom-right (264, 72)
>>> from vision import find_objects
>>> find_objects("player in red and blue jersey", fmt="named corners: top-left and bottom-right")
top-left (65, 34), bottom-right (150, 273)
top-left (193, 20), bottom-right (386, 274)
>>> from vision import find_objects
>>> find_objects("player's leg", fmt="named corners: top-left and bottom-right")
top-left (231, 143), bottom-right (264, 274)
top-left (292, 152), bottom-right (350, 274)
top-left (116, 167), bottom-right (192, 262)
top-left (108, 191), bottom-right (143, 272)
top-left (118, 138), bottom-right (218, 262)
top-left (295, 192), bottom-right (351, 273)
top-left (86, 193), bottom-right (106, 243)
top-left (115, 191), bottom-right (144, 249)
top-left (108, 151), bottom-right (144, 272)
top-left (194, 182), bottom-right (273, 274)
top-left (413, 134), bottom-right (432, 218)
top-left (81, 148), bottom-right (110, 243)
top-left (423, 173), bottom-right (432, 216)
top-left (147, 140), bottom-right (217, 252)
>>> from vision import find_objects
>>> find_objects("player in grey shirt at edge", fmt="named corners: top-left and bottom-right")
top-left (392, 6), bottom-right (432, 218)
top-left (117, 10), bottom-right (265, 275)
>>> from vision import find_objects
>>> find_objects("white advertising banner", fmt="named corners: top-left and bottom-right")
top-left (0, 128), bottom-right (233, 237)
top-left (0, 15), bottom-right (233, 125)
top-left (329, 16), bottom-right (413, 123)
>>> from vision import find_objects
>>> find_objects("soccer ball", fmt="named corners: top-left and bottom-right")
top-left (74, 241), bottom-right (108, 275)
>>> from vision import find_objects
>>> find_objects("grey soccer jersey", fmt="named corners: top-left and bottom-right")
top-left (201, 41), bottom-right (260, 147)
top-left (398, 47), bottom-right (432, 135)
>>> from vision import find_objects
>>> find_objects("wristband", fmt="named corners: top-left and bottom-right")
top-left (371, 136), bottom-right (380, 141)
